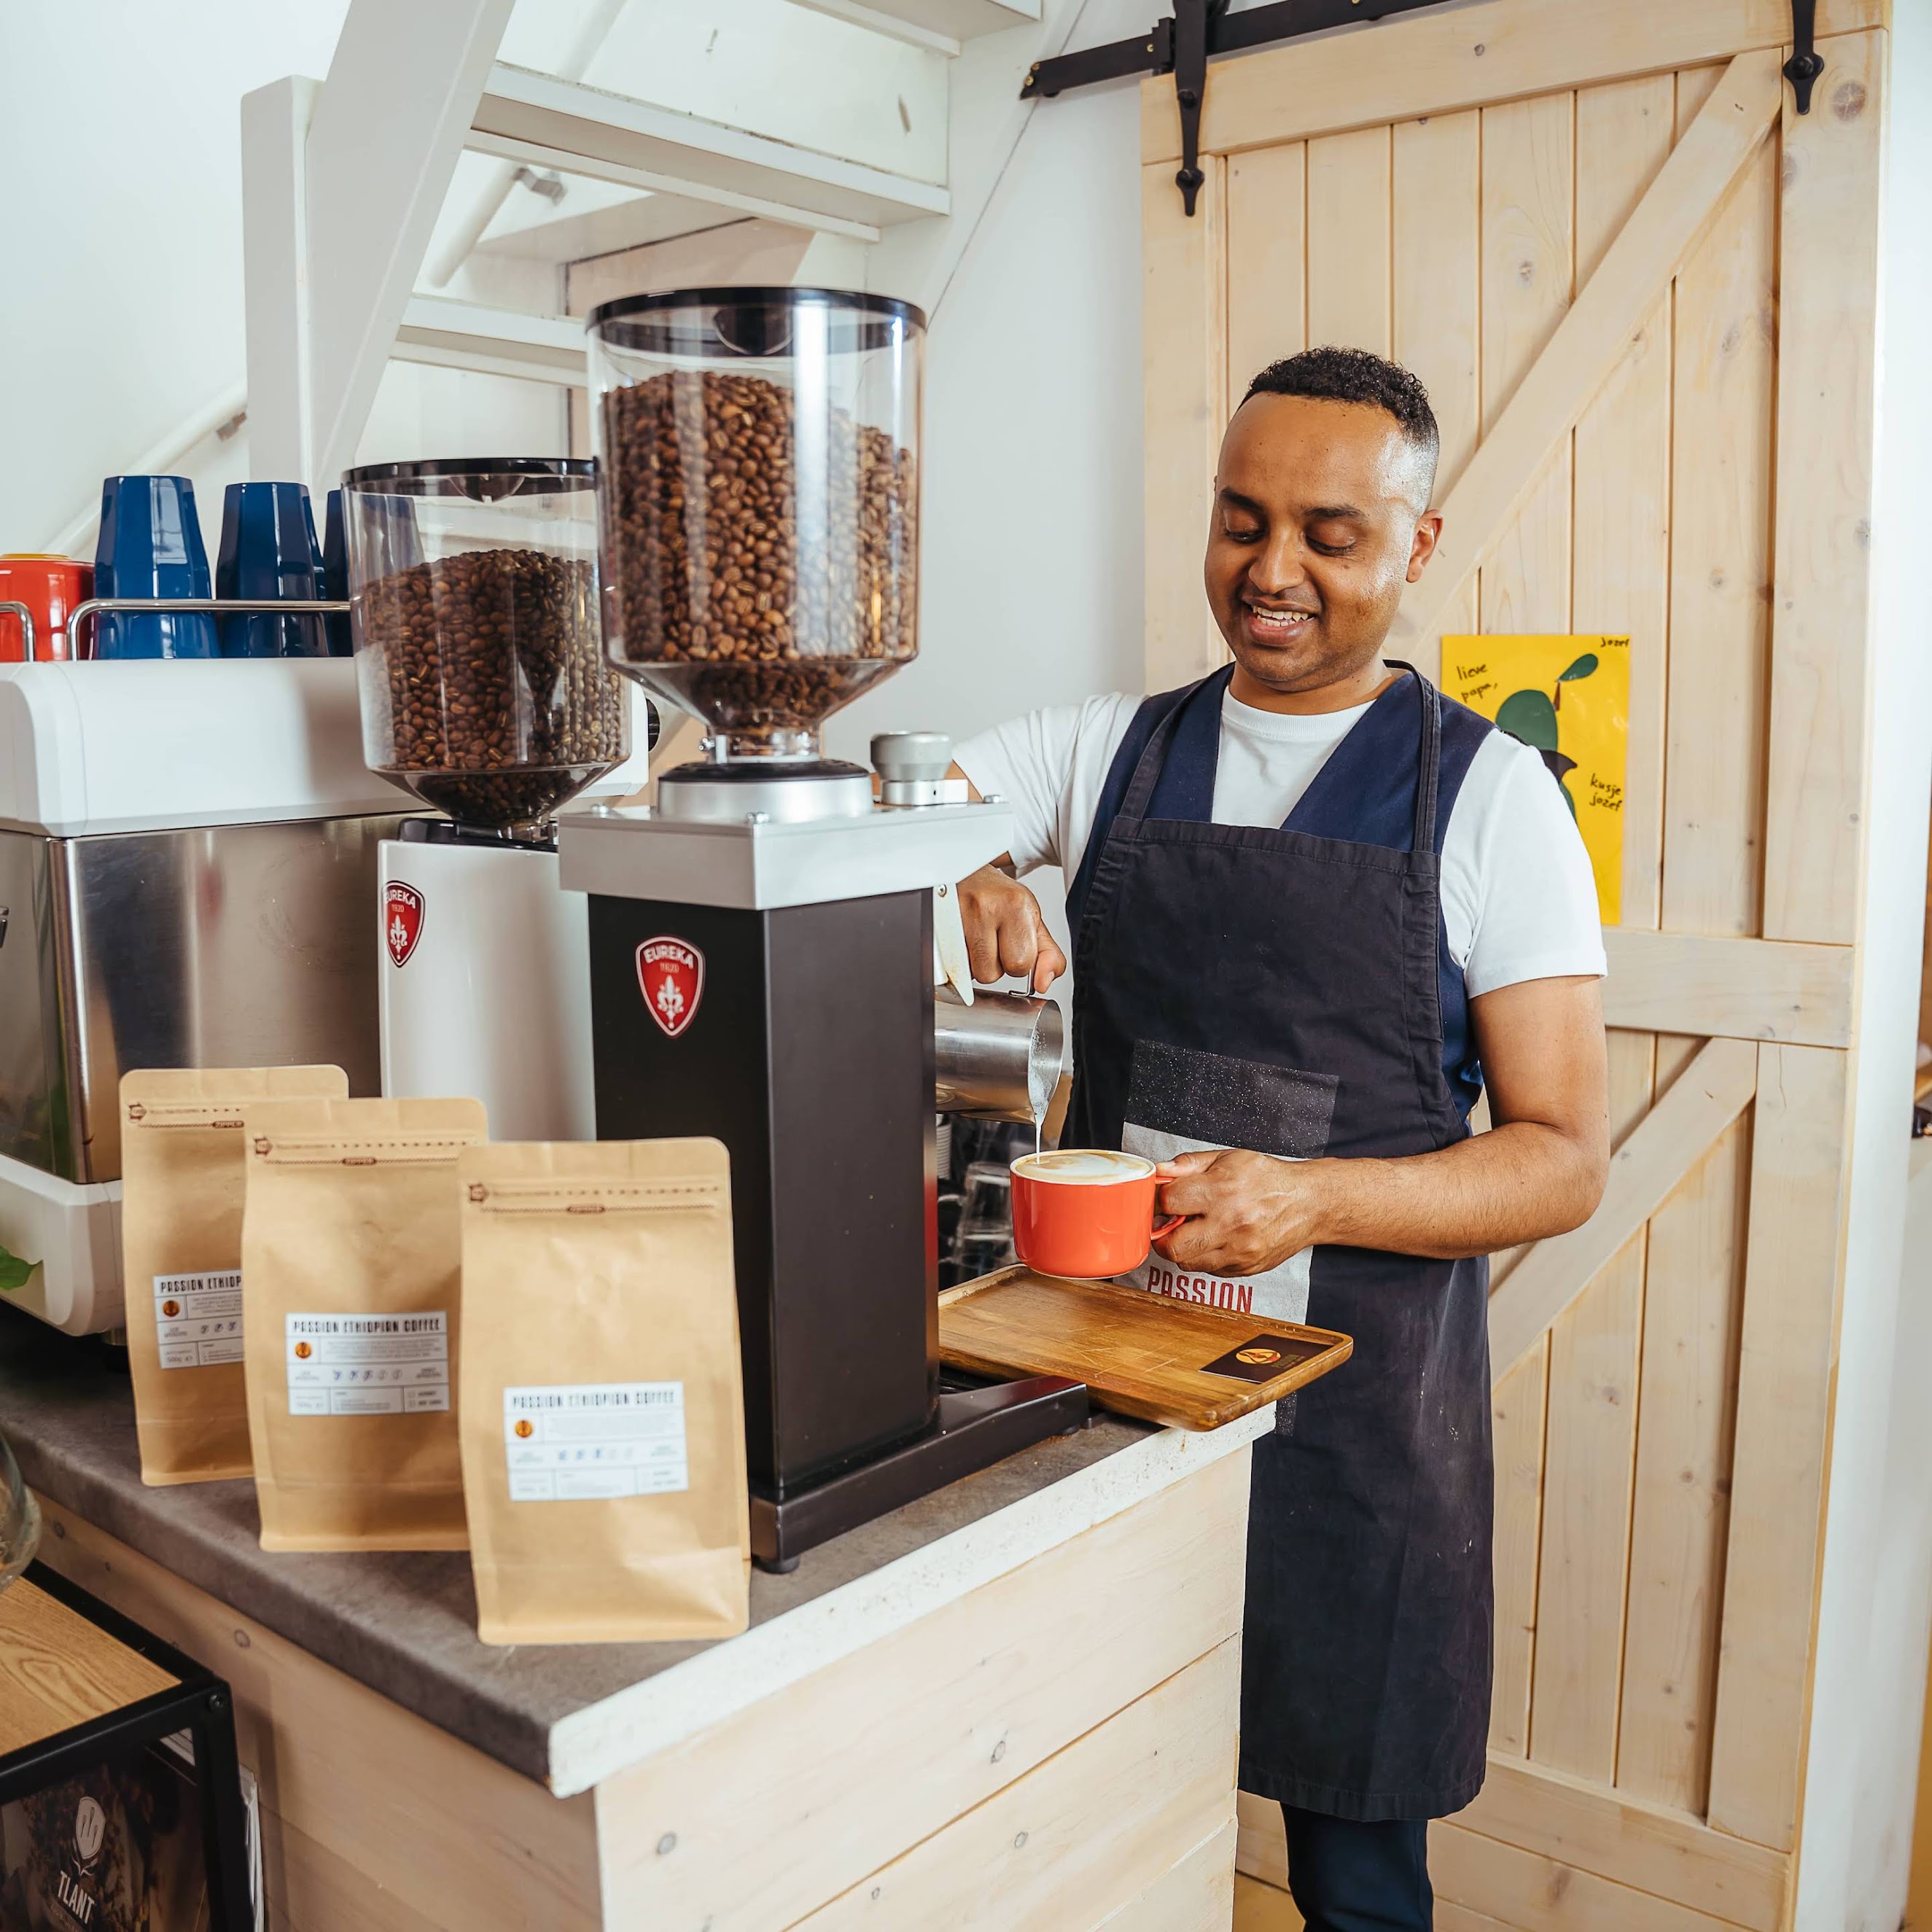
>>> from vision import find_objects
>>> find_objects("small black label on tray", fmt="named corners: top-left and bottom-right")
top-left (1199, 1334), bottom-right (1326, 1382)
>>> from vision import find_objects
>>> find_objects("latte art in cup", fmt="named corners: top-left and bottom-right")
top-left (1011, 1150), bottom-right (1155, 1185)
top-left (1008, 1150), bottom-right (1181, 1279)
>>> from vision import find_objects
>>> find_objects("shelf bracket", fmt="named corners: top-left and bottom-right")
top-left (1784, 0), bottom-right (1823, 112)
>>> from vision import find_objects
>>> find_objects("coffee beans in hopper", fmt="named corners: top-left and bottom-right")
top-left (358, 548), bottom-right (628, 828)
top-left (600, 370), bottom-right (916, 743)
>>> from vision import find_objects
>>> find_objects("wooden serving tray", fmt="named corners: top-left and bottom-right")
top-left (939, 1265), bottom-right (1353, 1433)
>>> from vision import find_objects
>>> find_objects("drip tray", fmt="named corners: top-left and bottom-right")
top-left (747, 1373), bottom-right (1088, 1571)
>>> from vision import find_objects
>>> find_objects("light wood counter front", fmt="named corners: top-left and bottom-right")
top-left (34, 1442), bottom-right (1253, 1931)
top-left (4, 1303), bottom-right (1263, 1929)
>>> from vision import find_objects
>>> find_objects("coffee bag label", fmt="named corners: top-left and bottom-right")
top-left (286, 1312), bottom-right (450, 1417)
top-left (154, 1269), bottom-right (244, 1369)
top-left (502, 1382), bottom-right (689, 1502)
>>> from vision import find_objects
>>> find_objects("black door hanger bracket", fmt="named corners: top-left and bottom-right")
top-left (1784, 0), bottom-right (1823, 112)
top-left (1023, 0), bottom-right (1827, 214)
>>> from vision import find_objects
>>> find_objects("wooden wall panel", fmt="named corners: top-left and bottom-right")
top-left (1476, 89), bottom-right (1573, 1764)
top-left (1392, 109), bottom-right (1481, 685)
top-left (1476, 93), bottom-right (1573, 638)
top-left (1491, 1341), bottom-right (1550, 1756)
top-left (1304, 125), bottom-right (1390, 353)
top-left (1705, 1043), bottom-right (1850, 1851)
top-left (1572, 73), bottom-right (1675, 932)
top-left (1662, 72), bottom-right (1776, 940)
top-left (1759, 30), bottom-right (1885, 945)
top-left (1524, 72), bottom-right (1676, 1786)
top-left (1530, 1032), bottom-right (1653, 1778)
top-left (1143, 156), bottom-right (1228, 691)
top-left (1228, 143), bottom-right (1306, 393)
top-left (1618, 1090), bottom-right (1750, 1812)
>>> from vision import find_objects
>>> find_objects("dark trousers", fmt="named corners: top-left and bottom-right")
top-left (1279, 1806), bottom-right (1434, 1932)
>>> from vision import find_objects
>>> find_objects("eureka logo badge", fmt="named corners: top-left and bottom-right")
top-left (638, 938), bottom-right (704, 1039)
top-left (385, 881), bottom-right (425, 967)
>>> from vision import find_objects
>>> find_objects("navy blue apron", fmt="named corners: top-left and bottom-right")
top-left (1066, 663), bottom-right (1494, 1821)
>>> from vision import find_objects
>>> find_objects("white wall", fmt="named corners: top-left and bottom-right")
top-left (0, 1), bottom-right (352, 554)
top-left (0, 1), bottom-right (577, 564)
top-left (826, 0), bottom-right (1156, 970)
top-left (1795, 3), bottom-right (1932, 1925)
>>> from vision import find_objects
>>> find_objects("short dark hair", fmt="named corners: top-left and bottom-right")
top-left (1242, 346), bottom-right (1440, 502)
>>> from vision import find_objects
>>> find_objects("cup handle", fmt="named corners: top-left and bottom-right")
top-left (1150, 1214), bottom-right (1186, 1241)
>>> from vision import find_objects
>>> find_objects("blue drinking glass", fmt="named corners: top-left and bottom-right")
top-left (93, 475), bottom-right (219, 659)
top-left (216, 482), bottom-right (326, 658)
top-left (321, 488), bottom-right (354, 657)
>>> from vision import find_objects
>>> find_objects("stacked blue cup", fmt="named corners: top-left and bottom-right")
top-left (93, 475), bottom-right (219, 659)
top-left (320, 488), bottom-right (354, 657)
top-left (216, 483), bottom-right (327, 658)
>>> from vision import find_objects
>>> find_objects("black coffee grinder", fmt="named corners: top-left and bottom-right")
top-left (561, 287), bottom-right (1086, 1570)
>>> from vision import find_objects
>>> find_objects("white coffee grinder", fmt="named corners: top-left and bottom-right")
top-left (340, 459), bottom-right (652, 1140)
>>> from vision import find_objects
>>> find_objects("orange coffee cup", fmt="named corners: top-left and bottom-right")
top-left (1009, 1149), bottom-right (1185, 1280)
top-left (0, 554), bottom-right (93, 661)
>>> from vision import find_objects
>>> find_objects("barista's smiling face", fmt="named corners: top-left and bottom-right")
top-left (1204, 394), bottom-right (1443, 712)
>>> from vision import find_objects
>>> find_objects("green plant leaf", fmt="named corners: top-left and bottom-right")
top-left (1558, 653), bottom-right (1600, 682)
top-left (0, 1247), bottom-right (37, 1293)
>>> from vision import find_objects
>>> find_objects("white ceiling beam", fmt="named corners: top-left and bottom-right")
top-left (304, 0), bottom-right (515, 491)
top-left (465, 130), bottom-right (883, 244)
top-left (393, 296), bottom-right (588, 387)
top-left (790, 0), bottom-right (1038, 38)
top-left (472, 63), bottom-right (950, 230)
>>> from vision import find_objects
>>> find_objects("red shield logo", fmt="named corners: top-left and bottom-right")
top-left (384, 883), bottom-right (425, 967)
top-left (637, 937), bottom-right (704, 1039)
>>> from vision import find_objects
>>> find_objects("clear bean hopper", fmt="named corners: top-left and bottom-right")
top-left (589, 287), bottom-right (919, 818)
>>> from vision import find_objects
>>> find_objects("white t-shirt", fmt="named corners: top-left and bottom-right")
top-left (956, 685), bottom-right (1605, 1001)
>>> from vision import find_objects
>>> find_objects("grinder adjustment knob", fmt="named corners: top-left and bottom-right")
top-left (872, 731), bottom-right (970, 809)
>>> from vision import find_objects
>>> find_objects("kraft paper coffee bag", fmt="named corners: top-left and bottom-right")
top-left (458, 1139), bottom-right (749, 1645)
top-left (120, 1065), bottom-right (348, 1486)
top-left (241, 1094), bottom-right (486, 1552)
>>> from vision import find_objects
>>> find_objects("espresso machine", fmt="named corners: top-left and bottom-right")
top-left (0, 652), bottom-right (405, 1333)
top-left (339, 458), bottom-right (652, 1141)
top-left (563, 287), bottom-right (1086, 1567)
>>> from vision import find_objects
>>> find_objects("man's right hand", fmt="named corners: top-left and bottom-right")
top-left (959, 865), bottom-right (1068, 993)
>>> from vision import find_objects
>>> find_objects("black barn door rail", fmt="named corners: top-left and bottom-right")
top-left (1025, 0), bottom-right (1826, 217)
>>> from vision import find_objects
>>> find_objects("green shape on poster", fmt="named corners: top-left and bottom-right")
top-left (1496, 688), bottom-right (1559, 751)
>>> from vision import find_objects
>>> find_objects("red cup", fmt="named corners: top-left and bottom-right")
top-left (1009, 1150), bottom-right (1185, 1280)
top-left (0, 554), bottom-right (93, 662)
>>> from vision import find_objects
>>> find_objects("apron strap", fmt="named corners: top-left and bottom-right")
top-left (1116, 666), bottom-right (1230, 827)
top-left (1385, 660), bottom-right (1441, 857)
top-left (1075, 671), bottom-right (1223, 974)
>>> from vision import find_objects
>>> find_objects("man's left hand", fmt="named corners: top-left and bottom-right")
top-left (1154, 1148), bottom-right (1327, 1278)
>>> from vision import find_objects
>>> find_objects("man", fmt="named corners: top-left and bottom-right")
top-left (954, 348), bottom-right (1609, 1931)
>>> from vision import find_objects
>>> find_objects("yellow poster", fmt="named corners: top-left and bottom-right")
top-left (1443, 636), bottom-right (1629, 924)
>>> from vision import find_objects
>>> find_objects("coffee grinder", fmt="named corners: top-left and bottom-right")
top-left (562, 287), bottom-right (1086, 1568)
top-left (341, 459), bottom-right (653, 1140)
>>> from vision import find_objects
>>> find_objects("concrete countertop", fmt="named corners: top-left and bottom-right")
top-left (0, 1302), bottom-right (1270, 1796)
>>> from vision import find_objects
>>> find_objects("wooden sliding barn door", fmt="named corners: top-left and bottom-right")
top-left (1141, 2), bottom-right (1887, 1925)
